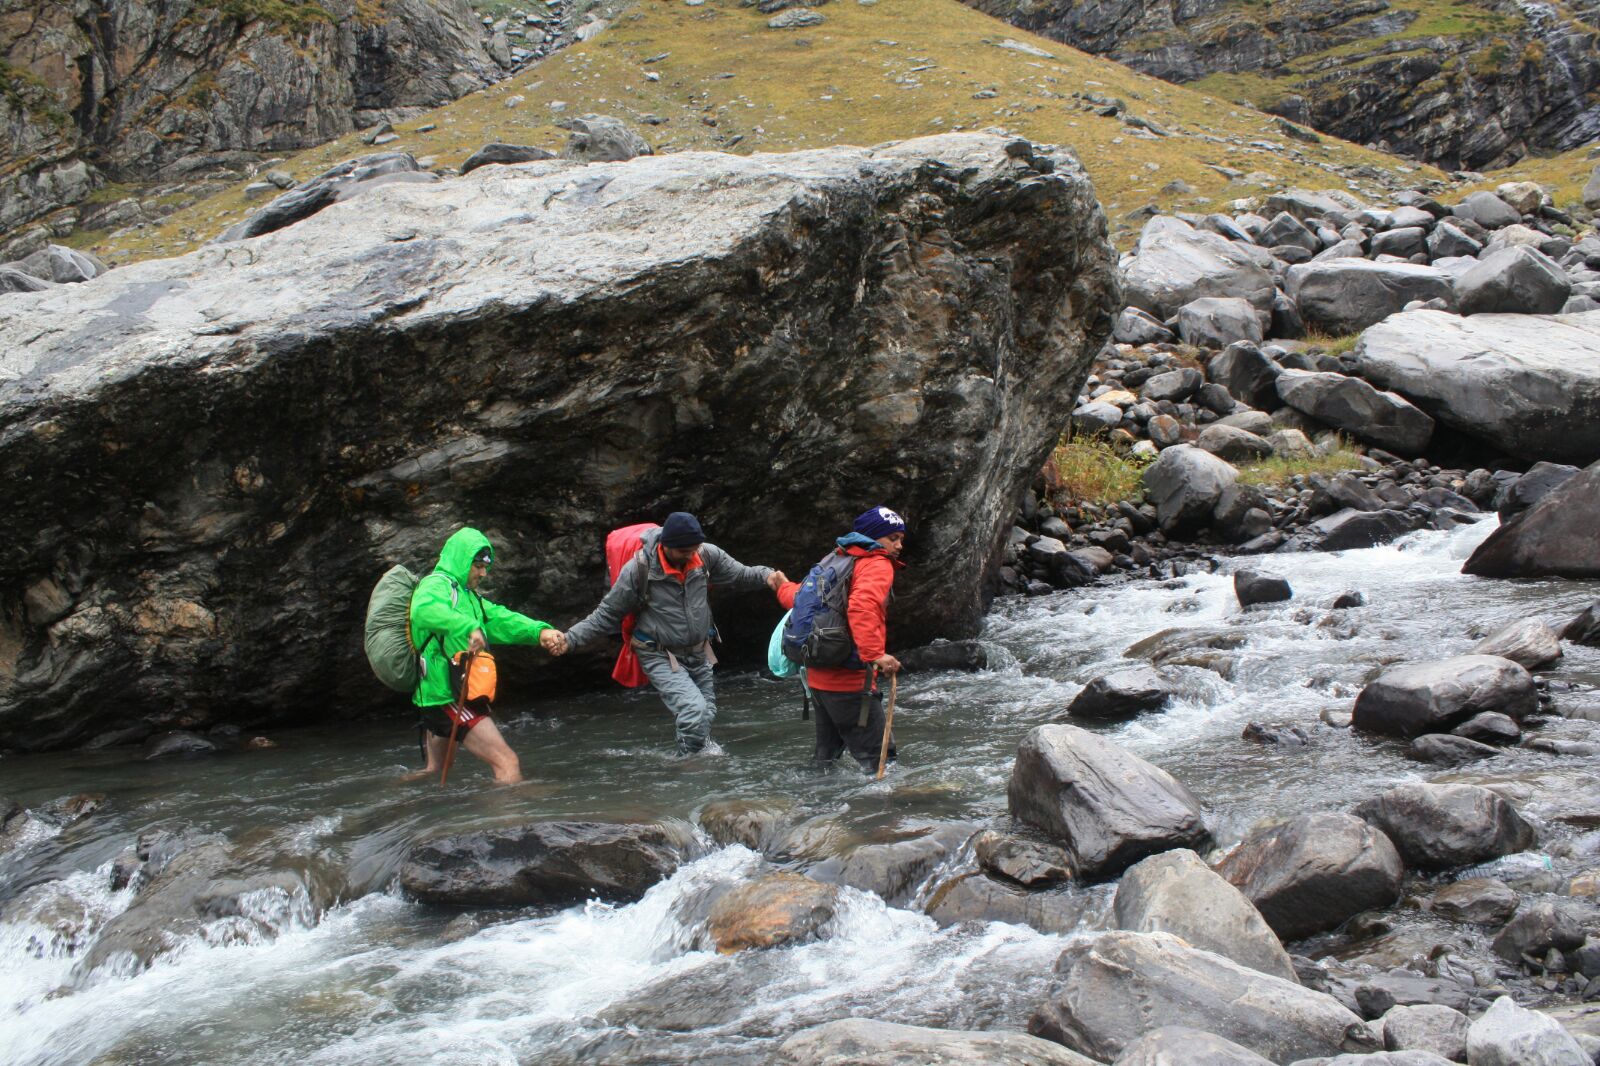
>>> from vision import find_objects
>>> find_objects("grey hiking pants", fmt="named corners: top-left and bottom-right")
top-left (811, 687), bottom-right (894, 772)
top-left (637, 646), bottom-right (717, 754)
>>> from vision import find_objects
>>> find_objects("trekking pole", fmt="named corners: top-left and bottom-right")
top-left (875, 672), bottom-right (898, 780)
top-left (857, 665), bottom-right (878, 730)
top-left (439, 651), bottom-right (471, 787)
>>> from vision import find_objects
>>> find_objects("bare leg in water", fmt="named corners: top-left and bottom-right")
top-left (401, 720), bottom-right (521, 784)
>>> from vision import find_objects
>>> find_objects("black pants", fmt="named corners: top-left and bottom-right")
top-left (810, 687), bottom-right (895, 772)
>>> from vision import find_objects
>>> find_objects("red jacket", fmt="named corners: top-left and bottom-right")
top-left (777, 546), bottom-right (901, 692)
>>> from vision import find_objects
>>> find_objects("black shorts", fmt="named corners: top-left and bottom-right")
top-left (417, 703), bottom-right (485, 740)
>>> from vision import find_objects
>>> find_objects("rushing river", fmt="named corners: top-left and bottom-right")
top-left (3, 519), bottom-right (1598, 1065)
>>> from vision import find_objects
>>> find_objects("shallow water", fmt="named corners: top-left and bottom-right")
top-left (3, 519), bottom-right (1598, 1065)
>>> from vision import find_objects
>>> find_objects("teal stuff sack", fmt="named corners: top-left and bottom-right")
top-left (768, 610), bottom-right (800, 679)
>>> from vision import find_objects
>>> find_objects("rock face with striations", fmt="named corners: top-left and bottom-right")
top-left (0, 134), bottom-right (1118, 750)
top-left (0, 0), bottom-right (504, 245)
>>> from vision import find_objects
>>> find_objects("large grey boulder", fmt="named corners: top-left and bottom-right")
top-left (1357, 310), bottom-right (1600, 465)
top-left (1007, 725), bottom-right (1210, 880)
top-left (1267, 188), bottom-right (1366, 227)
top-left (1381, 1004), bottom-right (1468, 1061)
top-left (459, 142), bottom-right (557, 174)
top-left (1276, 370), bottom-right (1433, 453)
top-left (1113, 848), bottom-right (1297, 981)
top-left (1352, 783), bottom-right (1536, 871)
top-left (1472, 618), bottom-right (1563, 670)
top-left (216, 152), bottom-right (432, 241)
top-left (1452, 191), bottom-right (1521, 230)
top-left (1179, 296), bottom-right (1264, 349)
top-left (1286, 260), bottom-right (1455, 335)
top-left (1122, 216), bottom-right (1276, 319)
top-left (0, 134), bottom-right (1118, 751)
top-left (399, 821), bottom-right (691, 906)
top-left (1283, 507), bottom-right (1424, 552)
top-left (0, 267), bottom-right (53, 294)
top-left (922, 871), bottom-right (1088, 934)
top-left (11, 244), bottom-right (106, 284)
top-left (1455, 246), bottom-right (1572, 316)
top-left (1214, 812), bottom-right (1404, 941)
top-left (1207, 342), bottom-right (1282, 410)
top-left (558, 114), bottom-right (653, 162)
top-left (1142, 444), bottom-right (1239, 533)
top-left (1465, 996), bottom-right (1591, 1066)
top-left (1199, 424), bottom-right (1273, 463)
top-left (1351, 655), bottom-right (1538, 738)
top-left (1498, 462), bottom-right (1580, 519)
top-left (1463, 459), bottom-right (1600, 578)
top-left (1113, 1026), bottom-right (1275, 1065)
top-left (778, 1018), bottom-right (1097, 1065)
top-left (1115, 306), bottom-right (1175, 344)
top-left (1029, 931), bottom-right (1379, 1063)
top-left (1068, 663), bottom-right (1176, 719)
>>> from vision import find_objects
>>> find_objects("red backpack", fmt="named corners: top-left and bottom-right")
top-left (605, 523), bottom-right (658, 687)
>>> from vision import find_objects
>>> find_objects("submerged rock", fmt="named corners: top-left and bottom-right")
top-left (778, 1018), bottom-right (1097, 1065)
top-left (706, 871), bottom-right (838, 953)
top-left (1214, 812), bottom-right (1403, 941)
top-left (0, 134), bottom-right (1118, 750)
top-left (399, 820), bottom-right (691, 906)
top-left (1029, 930), bottom-right (1379, 1063)
top-left (1353, 783), bottom-right (1536, 871)
top-left (1352, 655), bottom-right (1537, 738)
top-left (1007, 724), bottom-right (1210, 879)
top-left (1113, 848), bottom-right (1297, 982)
top-left (1464, 460), bottom-right (1600, 578)
top-left (1066, 663), bottom-right (1176, 719)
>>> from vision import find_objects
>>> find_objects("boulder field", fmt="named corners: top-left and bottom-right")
top-left (0, 133), bottom-right (1118, 750)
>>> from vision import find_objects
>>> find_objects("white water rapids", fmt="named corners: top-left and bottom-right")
top-left (3, 519), bottom-right (1597, 1065)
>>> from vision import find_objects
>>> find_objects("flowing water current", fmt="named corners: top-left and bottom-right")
top-left (3, 520), bottom-right (1598, 1065)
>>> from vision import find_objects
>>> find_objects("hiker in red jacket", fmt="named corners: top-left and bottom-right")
top-left (778, 506), bottom-right (906, 771)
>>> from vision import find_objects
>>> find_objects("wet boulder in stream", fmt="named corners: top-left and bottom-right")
top-left (0, 133), bottom-right (1119, 750)
top-left (1007, 724), bottom-right (1210, 879)
top-left (1113, 848), bottom-right (1297, 982)
top-left (1234, 569), bottom-right (1292, 607)
top-left (1214, 812), bottom-right (1404, 941)
top-left (1463, 459), bottom-right (1600, 578)
top-left (778, 1018), bottom-right (1099, 1066)
top-left (1352, 655), bottom-right (1537, 738)
top-left (1352, 783), bottom-right (1536, 871)
top-left (1066, 663), bottom-right (1176, 719)
top-left (706, 871), bottom-right (839, 953)
top-left (399, 820), bottom-right (692, 906)
top-left (1472, 618), bottom-right (1563, 670)
top-left (1028, 930), bottom-right (1380, 1063)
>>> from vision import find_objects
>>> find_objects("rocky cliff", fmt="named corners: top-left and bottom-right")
top-left (0, 133), bottom-right (1119, 752)
top-left (0, 0), bottom-right (504, 254)
top-left (962, 0), bottom-right (1600, 171)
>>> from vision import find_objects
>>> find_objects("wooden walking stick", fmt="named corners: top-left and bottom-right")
top-left (439, 651), bottom-right (471, 787)
top-left (875, 671), bottom-right (898, 780)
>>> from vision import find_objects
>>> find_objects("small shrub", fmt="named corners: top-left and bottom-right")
top-left (1046, 435), bottom-right (1147, 506)
top-left (1300, 330), bottom-right (1360, 356)
top-left (1236, 441), bottom-right (1364, 485)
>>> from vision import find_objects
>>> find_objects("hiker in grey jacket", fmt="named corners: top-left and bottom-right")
top-left (563, 512), bottom-right (787, 754)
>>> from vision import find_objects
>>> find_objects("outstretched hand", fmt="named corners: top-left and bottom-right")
top-left (766, 570), bottom-right (788, 593)
top-left (540, 629), bottom-right (569, 656)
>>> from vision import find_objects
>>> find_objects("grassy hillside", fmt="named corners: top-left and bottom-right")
top-left (1479, 143), bottom-right (1598, 210)
top-left (80, 0), bottom-right (1443, 264)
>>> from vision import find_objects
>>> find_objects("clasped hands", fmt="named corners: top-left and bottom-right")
top-left (766, 570), bottom-right (789, 594)
top-left (540, 628), bottom-right (569, 656)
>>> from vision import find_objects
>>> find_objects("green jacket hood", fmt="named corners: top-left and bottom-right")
top-left (435, 527), bottom-right (492, 584)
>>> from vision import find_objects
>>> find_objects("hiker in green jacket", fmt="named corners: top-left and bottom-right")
top-left (407, 527), bottom-right (564, 784)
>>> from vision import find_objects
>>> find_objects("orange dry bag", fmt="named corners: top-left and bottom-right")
top-left (450, 651), bottom-right (498, 713)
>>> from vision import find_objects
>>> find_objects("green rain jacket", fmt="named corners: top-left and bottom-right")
top-left (409, 527), bottom-right (551, 708)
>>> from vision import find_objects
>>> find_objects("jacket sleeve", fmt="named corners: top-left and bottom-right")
top-left (563, 559), bottom-right (644, 650)
top-left (479, 597), bottom-right (551, 646)
top-left (701, 544), bottom-right (773, 591)
top-left (410, 574), bottom-right (478, 649)
top-left (847, 555), bottom-right (894, 663)
top-left (776, 580), bottom-right (800, 610)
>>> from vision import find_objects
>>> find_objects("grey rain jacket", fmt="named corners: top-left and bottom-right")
top-left (564, 527), bottom-right (774, 653)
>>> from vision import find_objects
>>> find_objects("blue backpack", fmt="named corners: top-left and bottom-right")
top-left (781, 550), bottom-right (862, 668)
